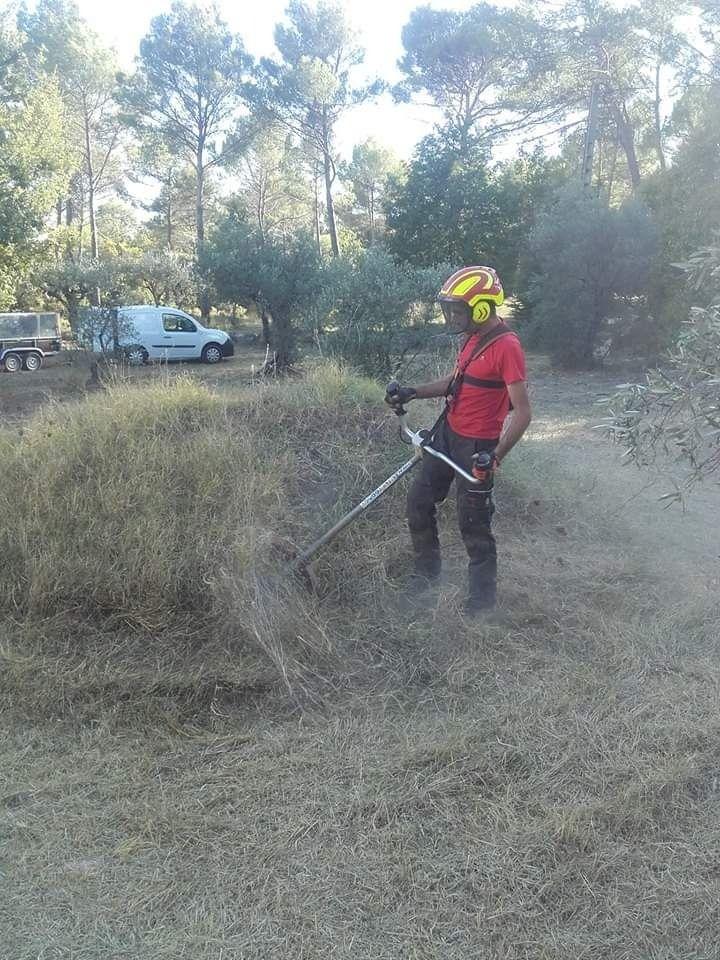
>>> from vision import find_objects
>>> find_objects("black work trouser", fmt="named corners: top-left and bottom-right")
top-left (406, 420), bottom-right (497, 607)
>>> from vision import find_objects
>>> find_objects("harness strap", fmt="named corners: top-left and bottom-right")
top-left (446, 323), bottom-right (516, 403)
top-left (463, 375), bottom-right (505, 389)
top-left (425, 324), bottom-right (517, 444)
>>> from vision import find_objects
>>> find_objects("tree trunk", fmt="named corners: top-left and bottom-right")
top-left (612, 100), bottom-right (641, 192)
top-left (313, 164), bottom-right (322, 255)
top-left (195, 148), bottom-right (210, 320)
top-left (369, 183), bottom-right (375, 243)
top-left (77, 179), bottom-right (85, 262)
top-left (166, 198), bottom-right (173, 249)
top-left (257, 173), bottom-right (267, 243)
top-left (267, 308), bottom-right (292, 374)
top-left (654, 61), bottom-right (667, 172)
top-left (606, 123), bottom-right (620, 200)
top-left (66, 290), bottom-right (80, 333)
top-left (581, 80), bottom-right (600, 189)
top-left (323, 152), bottom-right (339, 257)
top-left (84, 113), bottom-right (99, 261)
top-left (83, 110), bottom-right (101, 306)
top-left (260, 306), bottom-right (271, 347)
top-left (322, 112), bottom-right (339, 257)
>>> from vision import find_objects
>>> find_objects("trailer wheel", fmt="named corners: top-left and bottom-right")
top-left (3, 352), bottom-right (23, 373)
top-left (23, 352), bottom-right (43, 372)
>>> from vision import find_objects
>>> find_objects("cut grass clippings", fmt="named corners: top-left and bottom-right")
top-left (1, 361), bottom-right (719, 959)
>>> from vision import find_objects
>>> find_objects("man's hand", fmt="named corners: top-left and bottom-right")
top-left (385, 383), bottom-right (417, 407)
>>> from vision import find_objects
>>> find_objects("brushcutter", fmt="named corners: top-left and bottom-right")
top-left (293, 381), bottom-right (494, 573)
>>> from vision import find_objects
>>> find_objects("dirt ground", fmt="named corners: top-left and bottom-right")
top-left (0, 345), bottom-right (268, 423)
top-left (528, 365), bottom-right (720, 600)
top-left (2, 350), bottom-right (719, 960)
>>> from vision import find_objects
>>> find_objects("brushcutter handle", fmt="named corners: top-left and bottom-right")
top-left (473, 451), bottom-right (495, 471)
top-left (387, 391), bottom-right (487, 486)
top-left (471, 450), bottom-right (497, 486)
top-left (385, 380), bottom-right (407, 416)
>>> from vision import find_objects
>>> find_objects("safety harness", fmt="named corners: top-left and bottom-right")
top-left (425, 322), bottom-right (517, 444)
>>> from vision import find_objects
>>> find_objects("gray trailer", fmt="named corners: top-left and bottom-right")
top-left (0, 313), bottom-right (62, 372)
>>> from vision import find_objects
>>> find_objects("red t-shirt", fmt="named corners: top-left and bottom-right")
top-left (446, 332), bottom-right (527, 439)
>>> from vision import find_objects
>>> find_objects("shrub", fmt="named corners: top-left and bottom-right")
top-left (318, 247), bottom-right (448, 378)
top-left (519, 184), bottom-right (657, 368)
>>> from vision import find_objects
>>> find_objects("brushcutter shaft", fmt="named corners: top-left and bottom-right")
top-left (294, 397), bottom-right (487, 571)
top-left (293, 453), bottom-right (421, 569)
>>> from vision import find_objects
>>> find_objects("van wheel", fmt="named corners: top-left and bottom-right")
top-left (125, 345), bottom-right (148, 366)
top-left (23, 352), bottom-right (43, 372)
top-left (3, 353), bottom-right (23, 373)
top-left (201, 343), bottom-right (223, 364)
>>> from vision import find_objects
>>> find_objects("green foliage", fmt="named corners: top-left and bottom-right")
top-left (340, 138), bottom-right (399, 243)
top-left (35, 255), bottom-right (142, 327)
top-left (384, 134), bottom-right (533, 283)
top-left (119, 0), bottom-right (251, 296)
top-left (249, 1), bottom-right (380, 257)
top-left (520, 184), bottom-right (657, 368)
top-left (21, 0), bottom-right (126, 260)
top-left (395, 3), bottom-right (543, 153)
top-left (35, 257), bottom-right (106, 327)
top-left (0, 76), bottom-right (73, 307)
top-left (126, 250), bottom-right (195, 309)
top-left (36, 245), bottom-right (196, 326)
top-left (0, 16), bottom-right (26, 103)
top-left (235, 123), bottom-right (313, 242)
top-left (132, 135), bottom-right (199, 253)
top-left (0, 77), bottom-right (71, 237)
top-left (206, 210), bottom-right (324, 369)
top-left (643, 84), bottom-right (720, 263)
top-left (120, 2), bottom-right (250, 168)
top-left (603, 243), bottom-right (720, 498)
top-left (318, 247), bottom-right (448, 379)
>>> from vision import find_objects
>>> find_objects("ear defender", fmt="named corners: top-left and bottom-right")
top-left (472, 300), bottom-right (492, 324)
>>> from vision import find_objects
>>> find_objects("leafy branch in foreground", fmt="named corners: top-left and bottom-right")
top-left (602, 242), bottom-right (720, 500)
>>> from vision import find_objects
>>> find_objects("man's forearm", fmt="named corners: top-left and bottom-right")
top-left (413, 376), bottom-right (453, 400)
top-left (495, 408), bottom-right (531, 463)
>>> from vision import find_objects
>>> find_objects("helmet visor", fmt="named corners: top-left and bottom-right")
top-left (439, 298), bottom-right (471, 330)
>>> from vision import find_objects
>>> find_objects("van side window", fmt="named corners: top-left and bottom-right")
top-left (163, 314), bottom-right (196, 333)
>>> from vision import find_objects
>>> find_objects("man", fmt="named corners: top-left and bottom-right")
top-left (385, 265), bottom-right (531, 613)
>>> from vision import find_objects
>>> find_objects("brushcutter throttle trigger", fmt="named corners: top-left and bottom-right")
top-left (471, 450), bottom-right (497, 488)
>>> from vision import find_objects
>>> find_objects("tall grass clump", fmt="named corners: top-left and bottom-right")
top-left (0, 366), bottom-right (399, 712)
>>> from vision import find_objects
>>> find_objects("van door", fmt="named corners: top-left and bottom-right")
top-left (161, 313), bottom-right (202, 360)
top-left (136, 313), bottom-right (166, 360)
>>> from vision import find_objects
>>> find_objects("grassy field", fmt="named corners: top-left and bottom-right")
top-left (1, 348), bottom-right (719, 959)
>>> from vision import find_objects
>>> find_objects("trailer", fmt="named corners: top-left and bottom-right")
top-left (0, 313), bottom-right (62, 372)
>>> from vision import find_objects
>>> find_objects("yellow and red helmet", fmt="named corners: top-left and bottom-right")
top-left (438, 265), bottom-right (504, 326)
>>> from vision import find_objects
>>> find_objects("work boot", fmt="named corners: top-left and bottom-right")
top-left (465, 561), bottom-right (496, 614)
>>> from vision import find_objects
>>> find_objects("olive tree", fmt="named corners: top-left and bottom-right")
top-left (603, 242), bottom-right (720, 500)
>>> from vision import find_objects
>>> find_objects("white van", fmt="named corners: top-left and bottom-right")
top-left (111, 306), bottom-right (234, 365)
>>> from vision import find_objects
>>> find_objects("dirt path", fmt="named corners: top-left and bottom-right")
top-left (529, 368), bottom-right (720, 602)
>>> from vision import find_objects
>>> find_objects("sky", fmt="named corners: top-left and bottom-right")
top-left (74, 0), bottom-right (493, 162)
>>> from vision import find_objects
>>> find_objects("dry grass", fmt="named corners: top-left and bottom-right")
top-left (1, 360), bottom-right (719, 959)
